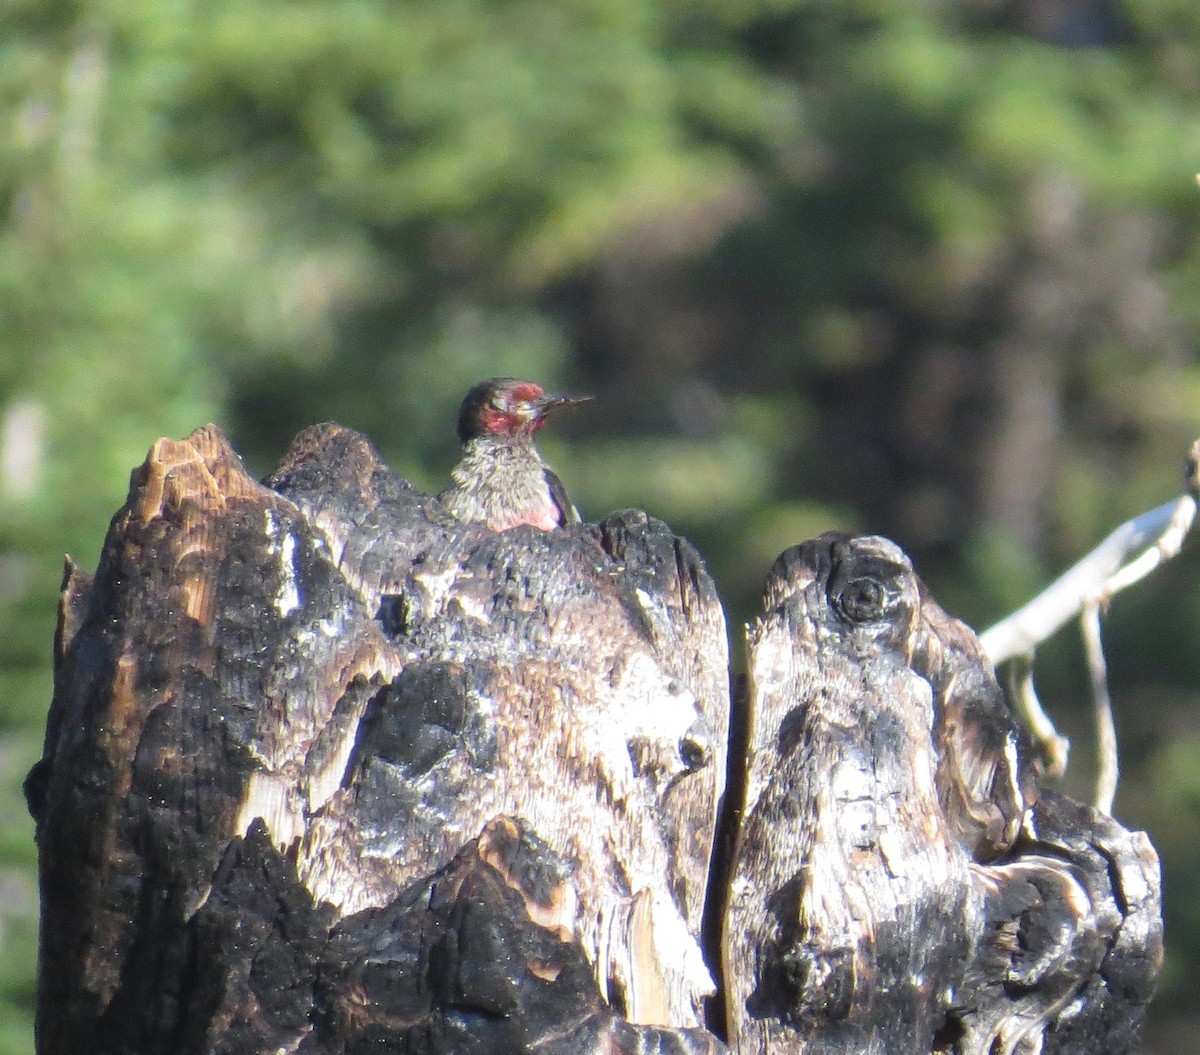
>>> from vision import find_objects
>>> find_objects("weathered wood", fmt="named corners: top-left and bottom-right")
top-left (723, 533), bottom-right (1162, 1055)
top-left (268, 425), bottom-right (727, 1027)
top-left (29, 424), bottom-right (727, 1053)
top-left (912, 577), bottom-right (1032, 862)
top-left (958, 790), bottom-right (1162, 1055)
top-left (27, 427), bottom-right (1162, 1055)
top-left (726, 535), bottom-right (976, 1055)
top-left (185, 815), bottom-right (723, 1055)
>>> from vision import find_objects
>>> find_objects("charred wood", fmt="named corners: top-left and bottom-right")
top-left (723, 533), bottom-right (1162, 1055)
top-left (28, 429), bottom-right (1162, 1055)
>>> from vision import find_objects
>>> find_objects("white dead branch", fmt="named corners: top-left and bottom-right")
top-left (980, 440), bottom-right (1200, 810)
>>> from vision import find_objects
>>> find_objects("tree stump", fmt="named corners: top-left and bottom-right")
top-left (724, 535), bottom-right (1161, 1055)
top-left (26, 425), bottom-right (1163, 1054)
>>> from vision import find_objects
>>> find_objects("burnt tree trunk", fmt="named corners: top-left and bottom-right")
top-left (25, 425), bottom-right (1162, 1055)
top-left (724, 535), bottom-right (1161, 1055)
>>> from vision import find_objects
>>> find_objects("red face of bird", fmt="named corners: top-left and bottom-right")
top-left (457, 378), bottom-right (592, 442)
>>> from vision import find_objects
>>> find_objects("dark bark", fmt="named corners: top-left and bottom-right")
top-left (724, 534), bottom-right (1162, 1055)
top-left (27, 426), bottom-right (1161, 1055)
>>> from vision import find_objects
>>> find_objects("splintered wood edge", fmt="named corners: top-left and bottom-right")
top-left (130, 425), bottom-right (266, 524)
top-left (56, 557), bottom-right (94, 665)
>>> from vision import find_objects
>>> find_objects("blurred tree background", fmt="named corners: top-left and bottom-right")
top-left (3, 0), bottom-right (1200, 1050)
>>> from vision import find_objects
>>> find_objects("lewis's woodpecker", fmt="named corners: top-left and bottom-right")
top-left (439, 378), bottom-right (589, 531)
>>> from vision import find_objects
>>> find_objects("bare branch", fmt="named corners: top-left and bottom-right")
top-left (980, 439), bottom-right (1199, 785)
top-left (1080, 602), bottom-right (1117, 814)
top-left (980, 493), bottom-right (1194, 665)
top-left (1004, 652), bottom-right (1069, 778)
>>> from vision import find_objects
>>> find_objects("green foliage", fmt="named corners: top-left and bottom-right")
top-left (4, 0), bottom-right (1200, 1050)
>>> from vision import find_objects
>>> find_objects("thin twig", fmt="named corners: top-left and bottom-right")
top-left (979, 494), bottom-right (1194, 665)
top-left (980, 439), bottom-right (1200, 785)
top-left (1004, 652), bottom-right (1069, 778)
top-left (1080, 602), bottom-right (1117, 814)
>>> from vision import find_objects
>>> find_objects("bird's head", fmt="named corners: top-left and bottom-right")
top-left (456, 378), bottom-right (591, 443)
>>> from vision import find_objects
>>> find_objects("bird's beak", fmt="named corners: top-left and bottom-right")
top-left (531, 392), bottom-right (592, 418)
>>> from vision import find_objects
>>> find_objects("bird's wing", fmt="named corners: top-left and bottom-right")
top-left (544, 467), bottom-right (579, 525)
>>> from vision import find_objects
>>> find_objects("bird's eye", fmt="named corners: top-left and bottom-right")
top-left (490, 395), bottom-right (508, 411)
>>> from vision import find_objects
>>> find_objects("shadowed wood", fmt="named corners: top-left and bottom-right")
top-left (317, 815), bottom-right (724, 1054)
top-left (912, 581), bottom-right (1033, 861)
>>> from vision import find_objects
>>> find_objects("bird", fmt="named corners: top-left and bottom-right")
top-left (439, 378), bottom-right (590, 532)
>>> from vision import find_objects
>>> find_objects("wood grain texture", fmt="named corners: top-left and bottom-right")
top-left (912, 581), bottom-right (1032, 861)
top-left (723, 531), bottom-right (1163, 1055)
top-left (268, 426), bottom-right (727, 1027)
top-left (30, 423), bottom-right (726, 1054)
top-left (28, 432), bottom-right (1162, 1055)
top-left (726, 534), bottom-right (974, 1055)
